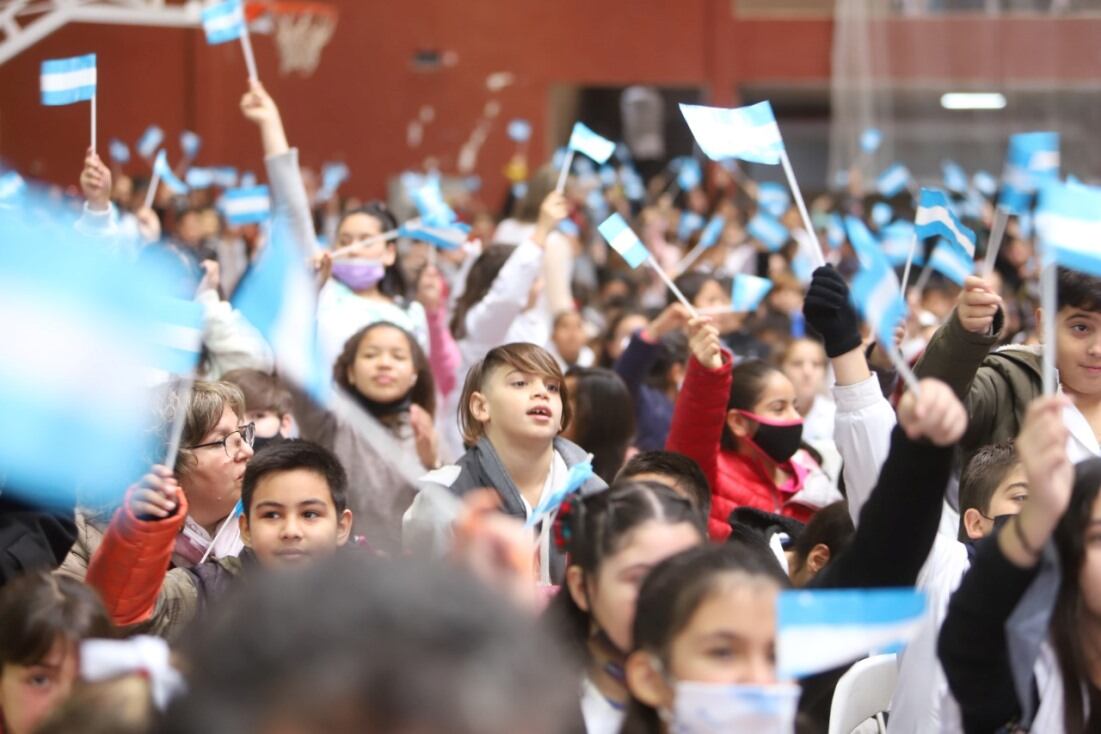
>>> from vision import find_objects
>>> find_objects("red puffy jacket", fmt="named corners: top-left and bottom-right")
top-left (665, 352), bottom-right (821, 540)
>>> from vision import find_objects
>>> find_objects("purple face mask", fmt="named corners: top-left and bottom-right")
top-left (331, 259), bottom-right (385, 291)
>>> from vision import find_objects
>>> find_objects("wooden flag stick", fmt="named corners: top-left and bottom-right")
top-left (555, 149), bottom-right (575, 193)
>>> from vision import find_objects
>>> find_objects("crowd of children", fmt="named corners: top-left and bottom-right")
top-left (5, 73), bottom-right (1101, 734)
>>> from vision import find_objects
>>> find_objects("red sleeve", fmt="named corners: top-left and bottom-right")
top-left (665, 350), bottom-right (733, 509)
top-left (86, 487), bottom-right (189, 627)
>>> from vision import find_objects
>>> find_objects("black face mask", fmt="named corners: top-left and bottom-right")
top-left (739, 411), bottom-right (803, 464)
top-left (251, 433), bottom-right (285, 454)
top-left (352, 389), bottom-right (414, 418)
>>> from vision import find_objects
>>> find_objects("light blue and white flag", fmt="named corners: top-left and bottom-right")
top-left (137, 125), bottom-right (164, 160)
top-left (860, 128), bottom-right (882, 154)
top-left (202, 0), bottom-right (246, 44)
top-left (411, 177), bottom-right (459, 228)
top-left (826, 214), bottom-right (845, 250)
top-left (928, 239), bottom-right (973, 286)
top-left (525, 458), bottom-right (594, 529)
top-left (1000, 131), bottom-right (1060, 213)
top-left (185, 168), bottom-right (217, 189)
top-left (915, 188), bottom-right (976, 258)
top-left (598, 214), bottom-right (650, 269)
top-left (758, 181), bottom-right (791, 218)
top-left (849, 235), bottom-right (909, 347)
top-left (575, 157), bottom-right (595, 179)
top-left (677, 158), bottom-right (702, 190)
top-left (210, 166), bottom-right (238, 188)
top-left (40, 54), bottom-right (96, 106)
top-left (679, 101), bottom-right (784, 165)
top-left (973, 170), bottom-right (997, 197)
top-left (747, 212), bottom-right (789, 252)
top-left (180, 130), bottom-right (201, 158)
top-left (146, 293), bottom-right (204, 380)
top-left (732, 274), bottom-right (773, 313)
top-left (871, 202), bottom-right (893, 228)
top-left (153, 150), bottom-right (189, 195)
top-left (318, 161), bottom-right (350, 200)
top-left (0, 171), bottom-right (26, 203)
top-left (507, 119), bottom-right (532, 143)
top-left (881, 221), bottom-right (921, 268)
top-left (240, 170), bottom-right (257, 188)
top-left (844, 215), bottom-right (880, 269)
top-left (109, 139), bottom-right (130, 164)
top-left (677, 211), bottom-right (705, 242)
top-left (599, 165), bottom-right (618, 187)
top-left (220, 185), bottom-right (271, 225)
top-left (233, 221), bottom-right (328, 401)
top-left (567, 122), bottom-right (616, 164)
top-left (1035, 179), bottom-right (1101, 277)
top-left (942, 160), bottom-right (968, 193)
top-left (0, 198), bottom-right (189, 509)
top-left (876, 163), bottom-right (912, 198)
top-left (586, 188), bottom-right (608, 221)
top-left (778, 588), bottom-right (927, 679)
top-left (698, 214), bottom-right (726, 249)
top-left (620, 166), bottom-right (645, 202)
top-left (398, 220), bottom-right (471, 250)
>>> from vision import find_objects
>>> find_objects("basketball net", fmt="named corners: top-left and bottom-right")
top-left (249, 2), bottom-right (337, 77)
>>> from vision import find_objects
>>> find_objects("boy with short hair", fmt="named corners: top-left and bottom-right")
top-left (615, 450), bottom-right (711, 520)
top-left (220, 368), bottom-right (295, 450)
top-left (957, 441), bottom-right (1028, 542)
top-left (86, 440), bottom-right (353, 641)
top-left (915, 268), bottom-right (1101, 466)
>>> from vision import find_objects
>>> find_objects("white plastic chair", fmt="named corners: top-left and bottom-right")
top-left (828, 653), bottom-right (899, 734)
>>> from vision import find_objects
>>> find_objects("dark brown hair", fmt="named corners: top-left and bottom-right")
top-left (332, 321), bottom-right (436, 418)
top-left (220, 368), bottom-right (292, 416)
top-left (450, 244), bottom-right (517, 340)
top-left (0, 572), bottom-right (115, 669)
top-left (957, 441), bottom-right (1019, 542)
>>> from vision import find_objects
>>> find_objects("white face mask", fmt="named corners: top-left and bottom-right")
top-left (662, 680), bottom-right (800, 734)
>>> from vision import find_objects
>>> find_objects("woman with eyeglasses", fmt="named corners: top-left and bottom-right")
top-left (57, 380), bottom-right (255, 582)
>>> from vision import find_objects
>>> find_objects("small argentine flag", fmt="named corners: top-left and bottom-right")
top-left (507, 119), bottom-right (532, 143)
top-left (1000, 131), bottom-right (1060, 214)
top-left (731, 274), bottom-right (772, 313)
top-left (148, 295), bottom-right (205, 379)
top-left (137, 126), bottom-right (164, 160)
top-left (849, 239), bottom-right (908, 347)
top-left (186, 168), bottom-right (217, 189)
top-left (677, 158), bottom-right (702, 191)
top-left (679, 101), bottom-right (784, 165)
top-left (881, 221), bottom-right (921, 268)
top-left (221, 185), bottom-right (271, 225)
top-left (210, 167), bottom-right (238, 188)
top-left (620, 166), bottom-right (645, 202)
top-left (871, 202), bottom-right (893, 228)
top-left (153, 150), bottom-right (189, 195)
top-left (844, 215), bottom-right (880, 269)
top-left (180, 130), bottom-right (202, 159)
top-left (698, 214), bottom-right (726, 249)
top-left (778, 588), bottom-right (927, 679)
top-left (567, 122), bottom-right (615, 165)
top-left (398, 221), bottom-right (471, 251)
top-left (411, 178), bottom-right (458, 228)
top-left (1036, 179), bottom-right (1101, 278)
top-left (202, 0), bottom-right (247, 44)
top-left (757, 182), bottom-right (791, 218)
top-left (40, 54), bottom-right (96, 106)
top-left (973, 170), bottom-right (997, 197)
top-left (747, 211), bottom-right (789, 252)
top-left (876, 163), bottom-right (912, 198)
top-left (598, 214), bottom-right (650, 269)
top-left (942, 159), bottom-right (969, 193)
top-left (928, 239), bottom-right (973, 286)
top-left (860, 127), bottom-right (882, 154)
top-left (525, 458), bottom-right (594, 529)
top-left (915, 188), bottom-right (976, 259)
top-left (677, 211), bottom-right (704, 242)
top-left (109, 139), bottom-right (130, 164)
top-left (599, 165), bottom-right (618, 187)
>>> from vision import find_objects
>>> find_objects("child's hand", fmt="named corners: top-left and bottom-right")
top-left (686, 316), bottom-right (723, 370)
top-left (79, 148), bottom-right (112, 212)
top-left (128, 465), bottom-right (179, 520)
top-left (533, 191), bottom-right (569, 245)
top-left (239, 81), bottom-right (280, 126)
top-left (896, 378), bottom-right (967, 446)
top-left (415, 263), bottom-right (444, 313)
top-left (802, 265), bottom-right (861, 358)
top-left (1017, 395), bottom-right (1073, 522)
top-left (410, 404), bottom-right (439, 470)
top-left (957, 275), bottom-right (1002, 334)
top-left (311, 251), bottom-right (332, 292)
top-left (135, 207), bottom-right (161, 243)
top-left (642, 302), bottom-right (691, 342)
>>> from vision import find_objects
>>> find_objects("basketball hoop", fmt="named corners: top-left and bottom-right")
top-left (245, 0), bottom-right (337, 77)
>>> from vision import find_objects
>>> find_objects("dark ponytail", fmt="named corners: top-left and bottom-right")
top-left (543, 481), bottom-right (705, 663)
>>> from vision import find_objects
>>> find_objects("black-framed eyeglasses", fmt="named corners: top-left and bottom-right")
top-left (190, 423), bottom-right (255, 458)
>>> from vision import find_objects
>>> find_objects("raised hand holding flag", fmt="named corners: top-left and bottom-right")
top-left (202, 0), bottom-right (259, 81)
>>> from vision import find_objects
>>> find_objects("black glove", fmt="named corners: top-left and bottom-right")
top-left (802, 265), bottom-right (862, 358)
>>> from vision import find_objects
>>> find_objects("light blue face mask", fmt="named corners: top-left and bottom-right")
top-left (658, 670), bottom-right (800, 734)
